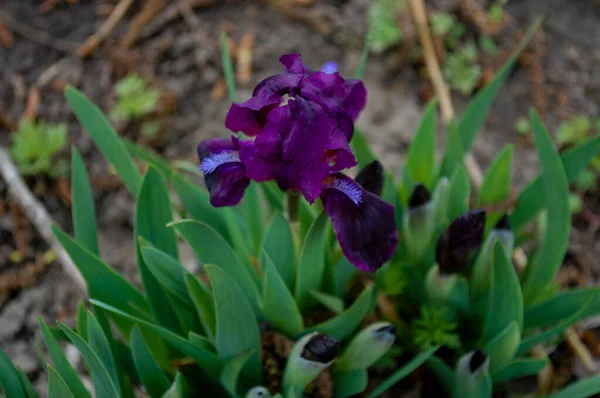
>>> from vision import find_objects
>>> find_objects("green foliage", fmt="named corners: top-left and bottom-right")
top-left (412, 305), bottom-right (460, 350)
top-left (443, 44), bottom-right (482, 95)
top-left (10, 120), bottom-right (68, 177)
top-left (367, 0), bottom-right (406, 53)
top-left (430, 11), bottom-right (456, 36)
top-left (110, 74), bottom-right (160, 122)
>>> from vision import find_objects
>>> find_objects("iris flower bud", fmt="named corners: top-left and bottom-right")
top-left (454, 350), bottom-right (492, 398)
top-left (404, 184), bottom-right (436, 262)
top-left (355, 160), bottom-right (384, 197)
top-left (335, 322), bottom-right (396, 372)
top-left (425, 265), bottom-right (469, 312)
top-left (283, 333), bottom-right (340, 394)
top-left (245, 386), bottom-right (272, 398)
top-left (435, 209), bottom-right (486, 274)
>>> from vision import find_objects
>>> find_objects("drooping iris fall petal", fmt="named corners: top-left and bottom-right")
top-left (320, 173), bottom-right (398, 272)
top-left (198, 137), bottom-right (251, 207)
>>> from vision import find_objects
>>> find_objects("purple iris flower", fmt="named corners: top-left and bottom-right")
top-left (198, 54), bottom-right (397, 272)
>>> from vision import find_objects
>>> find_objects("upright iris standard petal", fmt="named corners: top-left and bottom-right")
top-left (225, 54), bottom-right (307, 136)
top-left (197, 137), bottom-right (251, 207)
top-left (321, 173), bottom-right (398, 272)
top-left (244, 97), bottom-right (332, 203)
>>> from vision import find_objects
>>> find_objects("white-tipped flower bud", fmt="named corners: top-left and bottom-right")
top-left (454, 350), bottom-right (492, 398)
top-left (335, 322), bottom-right (396, 372)
top-left (245, 386), bottom-right (272, 398)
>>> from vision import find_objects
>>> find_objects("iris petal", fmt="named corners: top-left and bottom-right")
top-left (321, 173), bottom-right (398, 272)
top-left (244, 97), bottom-right (331, 203)
top-left (197, 137), bottom-right (251, 207)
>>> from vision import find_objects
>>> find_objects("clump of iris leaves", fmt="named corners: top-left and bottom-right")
top-left (3, 22), bottom-right (600, 398)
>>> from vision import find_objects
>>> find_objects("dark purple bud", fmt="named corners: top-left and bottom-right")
top-left (408, 184), bottom-right (431, 209)
top-left (435, 209), bottom-right (487, 274)
top-left (355, 160), bottom-right (384, 197)
top-left (494, 214), bottom-right (511, 231)
top-left (469, 350), bottom-right (488, 373)
top-left (301, 334), bottom-right (340, 364)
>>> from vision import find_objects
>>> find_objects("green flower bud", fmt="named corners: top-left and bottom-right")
top-left (283, 333), bottom-right (340, 393)
top-left (245, 386), bottom-right (272, 398)
top-left (454, 350), bottom-right (492, 398)
top-left (404, 184), bottom-right (436, 262)
top-left (425, 265), bottom-right (469, 312)
top-left (335, 322), bottom-right (396, 372)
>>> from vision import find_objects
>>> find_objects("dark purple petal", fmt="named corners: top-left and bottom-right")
top-left (321, 173), bottom-right (398, 272)
top-left (355, 160), bottom-right (384, 196)
top-left (197, 137), bottom-right (251, 207)
top-left (341, 80), bottom-right (367, 121)
top-left (244, 98), bottom-right (331, 203)
top-left (280, 53), bottom-right (307, 74)
top-left (435, 209), bottom-right (487, 274)
top-left (408, 184), bottom-right (431, 209)
top-left (326, 128), bottom-right (357, 172)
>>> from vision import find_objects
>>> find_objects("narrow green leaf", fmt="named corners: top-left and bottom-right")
top-left (261, 212), bottom-right (295, 289)
top-left (65, 85), bottom-right (141, 194)
top-left (206, 265), bottom-right (262, 389)
top-left (262, 251), bottom-right (304, 336)
top-left (220, 32), bottom-right (236, 102)
top-left (521, 111), bottom-right (571, 304)
top-left (351, 128), bottom-right (376, 168)
top-left (332, 256), bottom-right (357, 298)
top-left (123, 140), bottom-right (173, 180)
top-left (354, 38), bottom-right (369, 79)
top-left (367, 347), bottom-right (439, 398)
top-left (295, 212), bottom-right (329, 310)
top-left (311, 286), bottom-right (373, 340)
top-left (161, 373), bottom-right (188, 398)
top-left (185, 274), bottom-right (216, 341)
top-left (52, 225), bottom-right (149, 318)
top-left (59, 323), bottom-right (121, 398)
top-left (511, 135), bottom-right (600, 231)
top-left (458, 19), bottom-right (541, 153)
top-left (16, 368), bottom-right (37, 398)
top-left (260, 181), bottom-right (285, 212)
top-left (549, 376), bottom-right (600, 398)
top-left (135, 167), bottom-right (182, 333)
top-left (141, 246), bottom-right (193, 307)
top-left (524, 287), bottom-right (600, 329)
top-left (478, 144), bottom-right (513, 206)
top-left (405, 99), bottom-right (438, 189)
top-left (447, 165), bottom-right (470, 221)
top-left (0, 347), bottom-right (26, 398)
top-left (309, 290), bottom-right (344, 314)
top-left (439, 119), bottom-right (464, 178)
top-left (130, 326), bottom-right (171, 398)
top-left (39, 319), bottom-right (91, 398)
top-left (482, 243), bottom-right (523, 340)
top-left (492, 358), bottom-right (548, 383)
top-left (171, 173), bottom-right (231, 243)
top-left (90, 300), bottom-right (223, 379)
top-left (426, 356), bottom-right (454, 393)
top-left (484, 321), bottom-right (520, 374)
top-left (518, 295), bottom-right (596, 355)
top-left (47, 365), bottom-right (75, 398)
top-left (87, 312), bottom-right (120, 393)
top-left (243, 182), bottom-right (265, 254)
top-left (76, 301), bottom-right (89, 341)
top-left (71, 147), bottom-right (99, 255)
top-left (220, 351), bottom-right (254, 397)
top-left (169, 220), bottom-right (261, 314)
top-left (333, 369), bottom-right (368, 398)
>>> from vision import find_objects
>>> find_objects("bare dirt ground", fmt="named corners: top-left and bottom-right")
top-left (0, 0), bottom-right (599, 395)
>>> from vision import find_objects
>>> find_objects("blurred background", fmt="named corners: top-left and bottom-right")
top-left (0, 0), bottom-right (599, 394)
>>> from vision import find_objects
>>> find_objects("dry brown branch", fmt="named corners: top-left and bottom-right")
top-left (0, 21), bottom-right (14, 48)
top-left (23, 86), bottom-right (41, 121)
top-left (236, 30), bottom-right (256, 85)
top-left (0, 10), bottom-right (79, 53)
top-left (141, 0), bottom-right (217, 40)
top-left (0, 147), bottom-right (86, 292)
top-left (120, 0), bottom-right (167, 49)
top-left (77, 0), bottom-right (136, 58)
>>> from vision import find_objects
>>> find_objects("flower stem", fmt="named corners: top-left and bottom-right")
top-left (287, 192), bottom-right (300, 223)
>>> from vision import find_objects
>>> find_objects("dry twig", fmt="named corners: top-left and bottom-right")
top-left (77, 0), bottom-right (136, 58)
top-left (0, 147), bottom-right (86, 292)
top-left (120, 0), bottom-right (167, 49)
top-left (0, 10), bottom-right (79, 53)
top-left (236, 30), bottom-right (256, 85)
top-left (141, 0), bottom-right (217, 40)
